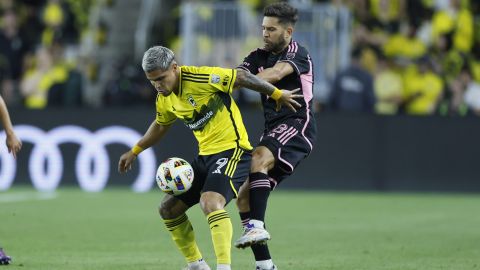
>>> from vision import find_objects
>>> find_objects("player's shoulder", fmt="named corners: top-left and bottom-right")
top-left (181, 65), bottom-right (213, 75)
top-left (180, 66), bottom-right (212, 86)
top-left (286, 40), bottom-right (309, 56)
top-left (245, 47), bottom-right (269, 58)
top-left (181, 65), bottom-right (232, 76)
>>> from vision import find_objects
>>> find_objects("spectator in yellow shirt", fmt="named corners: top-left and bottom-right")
top-left (374, 54), bottom-right (404, 114)
top-left (402, 56), bottom-right (444, 115)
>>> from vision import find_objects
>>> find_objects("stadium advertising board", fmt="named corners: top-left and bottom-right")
top-left (1, 109), bottom-right (480, 192)
top-left (0, 125), bottom-right (156, 192)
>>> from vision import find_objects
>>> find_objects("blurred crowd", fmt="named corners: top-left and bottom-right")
top-left (329, 0), bottom-right (480, 116)
top-left (0, 0), bottom-right (91, 108)
top-left (1, 0), bottom-right (480, 117)
top-left (0, 0), bottom-right (143, 109)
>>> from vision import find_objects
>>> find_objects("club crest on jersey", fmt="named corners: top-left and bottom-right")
top-left (222, 75), bottom-right (230, 86)
top-left (187, 95), bottom-right (197, 107)
top-left (211, 74), bottom-right (220, 84)
top-left (286, 52), bottom-right (296, 60)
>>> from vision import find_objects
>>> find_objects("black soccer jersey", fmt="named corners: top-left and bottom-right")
top-left (238, 40), bottom-right (317, 136)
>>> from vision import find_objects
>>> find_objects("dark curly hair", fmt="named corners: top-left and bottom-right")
top-left (263, 2), bottom-right (298, 26)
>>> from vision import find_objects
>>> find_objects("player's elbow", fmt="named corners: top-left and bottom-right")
top-left (235, 69), bottom-right (248, 87)
top-left (258, 68), bottom-right (282, 84)
top-left (269, 72), bottom-right (283, 84)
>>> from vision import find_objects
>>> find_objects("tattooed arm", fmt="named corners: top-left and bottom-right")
top-left (234, 69), bottom-right (302, 112)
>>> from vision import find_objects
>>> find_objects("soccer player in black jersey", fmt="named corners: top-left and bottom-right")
top-left (234, 3), bottom-right (317, 270)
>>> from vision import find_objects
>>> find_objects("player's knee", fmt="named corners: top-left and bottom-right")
top-left (158, 201), bottom-right (184, 220)
top-left (199, 191), bottom-right (226, 215)
top-left (251, 151), bottom-right (273, 172)
top-left (158, 204), bottom-right (174, 219)
top-left (236, 193), bottom-right (249, 212)
top-left (235, 183), bottom-right (250, 212)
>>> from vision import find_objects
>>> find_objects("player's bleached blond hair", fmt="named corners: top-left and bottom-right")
top-left (142, 46), bottom-right (175, 72)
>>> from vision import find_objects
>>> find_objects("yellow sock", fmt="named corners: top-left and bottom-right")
top-left (163, 213), bottom-right (202, 263)
top-left (207, 209), bottom-right (232, 265)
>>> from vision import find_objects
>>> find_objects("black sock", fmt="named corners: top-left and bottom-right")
top-left (251, 242), bottom-right (272, 261)
top-left (249, 172), bottom-right (271, 222)
top-left (239, 211), bottom-right (250, 227)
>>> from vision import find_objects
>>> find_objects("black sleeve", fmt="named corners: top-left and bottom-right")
top-left (237, 50), bottom-right (259, 75)
top-left (278, 44), bottom-right (310, 75)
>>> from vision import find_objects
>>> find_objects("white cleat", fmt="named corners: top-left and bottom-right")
top-left (234, 225), bottom-right (271, 249)
top-left (182, 259), bottom-right (211, 270)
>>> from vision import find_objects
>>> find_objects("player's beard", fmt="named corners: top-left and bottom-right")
top-left (265, 36), bottom-right (289, 54)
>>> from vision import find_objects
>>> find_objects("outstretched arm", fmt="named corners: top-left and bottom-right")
top-left (234, 69), bottom-right (302, 112)
top-left (256, 62), bottom-right (294, 84)
top-left (0, 96), bottom-right (22, 158)
top-left (118, 121), bottom-right (172, 173)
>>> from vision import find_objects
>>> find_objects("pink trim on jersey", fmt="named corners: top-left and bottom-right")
top-left (278, 148), bottom-right (294, 172)
top-left (300, 56), bottom-right (314, 151)
top-left (258, 67), bottom-right (264, 73)
top-left (287, 41), bottom-right (298, 53)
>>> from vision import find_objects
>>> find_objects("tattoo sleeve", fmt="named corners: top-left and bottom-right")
top-left (234, 69), bottom-right (276, 95)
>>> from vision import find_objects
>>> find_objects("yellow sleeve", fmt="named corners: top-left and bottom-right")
top-left (205, 66), bottom-right (237, 94)
top-left (155, 96), bottom-right (177, 125)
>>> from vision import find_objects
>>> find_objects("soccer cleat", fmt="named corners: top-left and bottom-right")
top-left (234, 224), bottom-right (271, 249)
top-left (182, 259), bottom-right (211, 270)
top-left (182, 265), bottom-right (211, 270)
top-left (0, 248), bottom-right (12, 265)
top-left (256, 265), bottom-right (277, 270)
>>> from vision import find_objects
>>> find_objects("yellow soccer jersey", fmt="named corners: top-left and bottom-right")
top-left (155, 66), bottom-right (252, 155)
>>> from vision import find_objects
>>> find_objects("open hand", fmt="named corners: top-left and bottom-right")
top-left (6, 133), bottom-right (22, 159)
top-left (275, 88), bottom-right (303, 112)
top-left (118, 151), bottom-right (137, 173)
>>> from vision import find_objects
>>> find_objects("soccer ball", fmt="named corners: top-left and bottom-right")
top-left (156, 157), bottom-right (194, 195)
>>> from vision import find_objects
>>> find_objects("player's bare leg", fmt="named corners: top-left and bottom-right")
top-left (235, 146), bottom-right (274, 248)
top-left (160, 195), bottom-right (211, 270)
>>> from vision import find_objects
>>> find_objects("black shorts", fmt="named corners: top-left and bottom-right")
top-left (258, 117), bottom-right (315, 187)
top-left (176, 147), bottom-right (252, 207)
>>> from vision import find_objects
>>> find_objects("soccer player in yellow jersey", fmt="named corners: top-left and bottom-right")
top-left (118, 46), bottom-right (301, 270)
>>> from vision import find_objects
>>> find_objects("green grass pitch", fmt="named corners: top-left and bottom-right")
top-left (1, 188), bottom-right (479, 270)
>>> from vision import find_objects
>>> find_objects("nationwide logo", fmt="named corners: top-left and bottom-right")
top-left (185, 111), bottom-right (214, 130)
